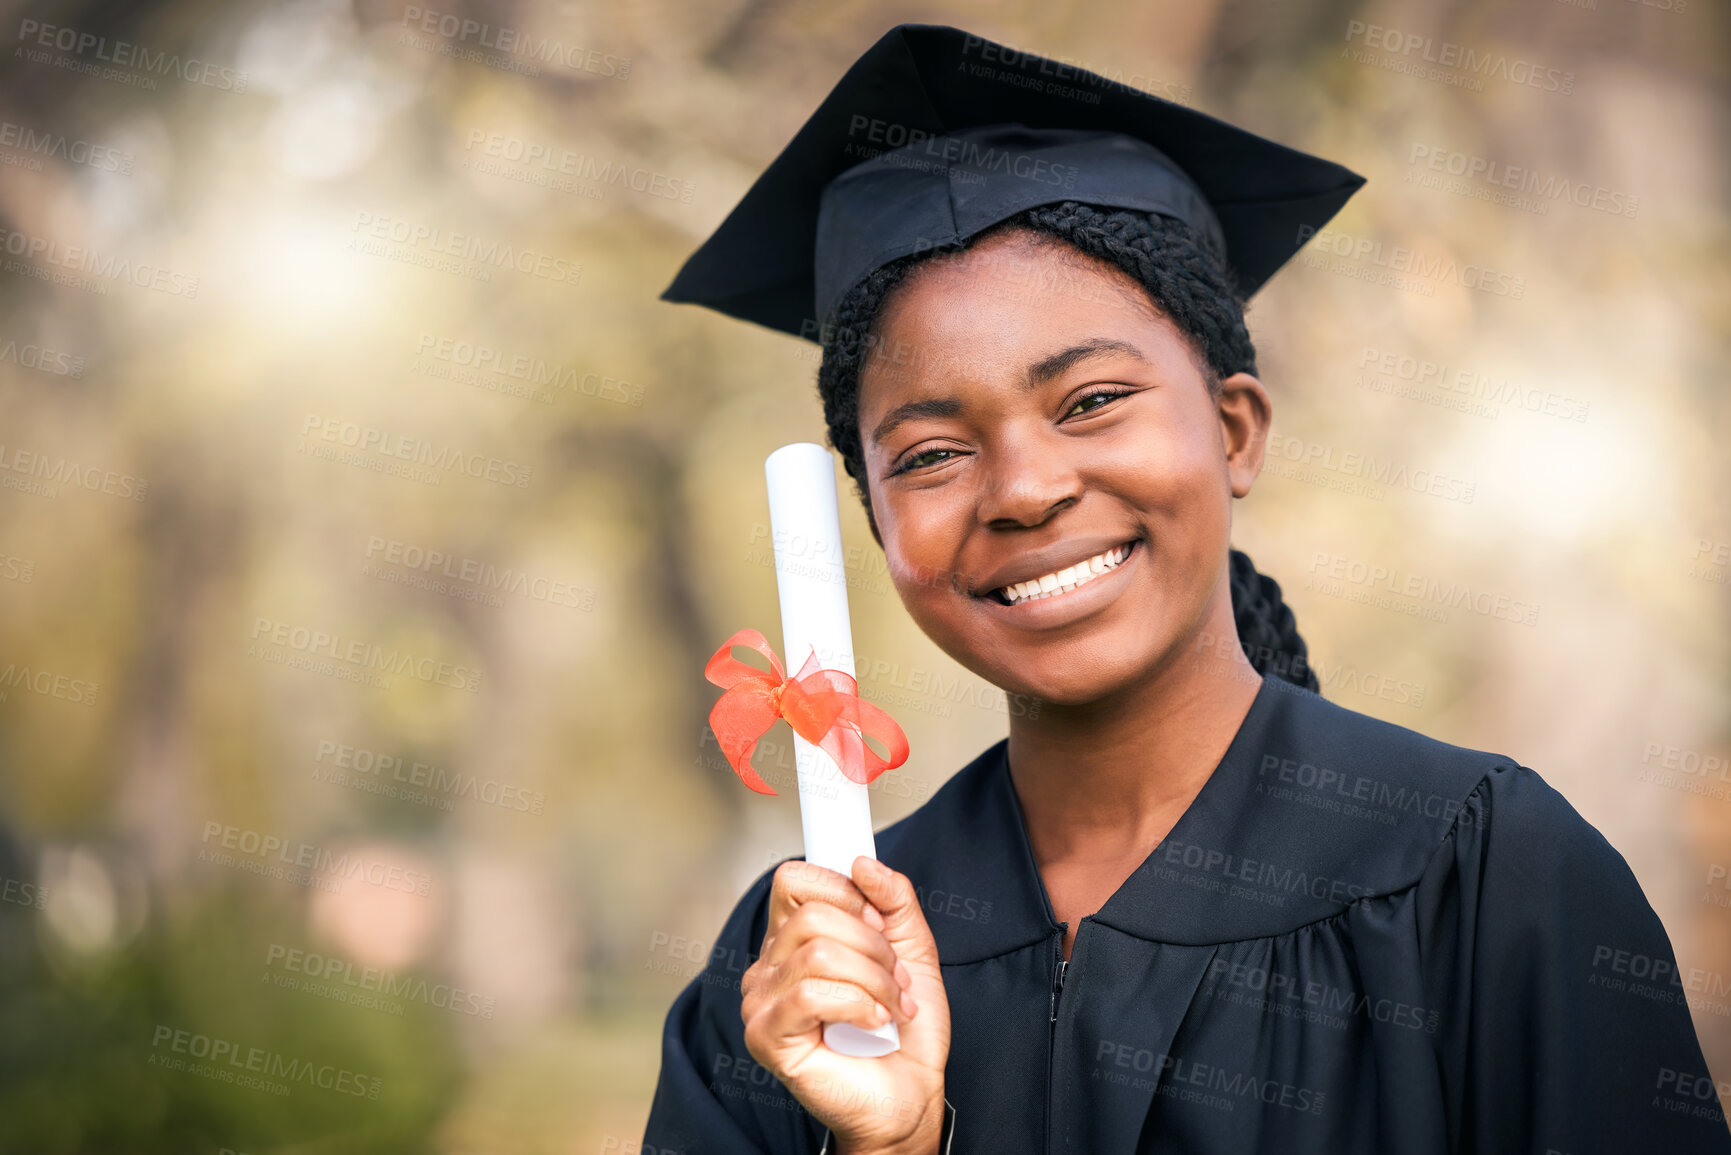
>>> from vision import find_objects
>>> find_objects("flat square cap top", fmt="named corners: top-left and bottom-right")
top-left (662, 23), bottom-right (1366, 341)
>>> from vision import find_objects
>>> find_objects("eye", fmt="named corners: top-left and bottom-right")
top-left (1065, 387), bottom-right (1132, 418)
top-left (891, 447), bottom-right (959, 476)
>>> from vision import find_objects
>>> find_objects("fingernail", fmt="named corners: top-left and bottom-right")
top-left (900, 990), bottom-right (918, 1020)
top-left (874, 1001), bottom-right (891, 1025)
top-left (856, 856), bottom-right (888, 881)
top-left (862, 905), bottom-right (885, 931)
top-left (895, 960), bottom-right (911, 989)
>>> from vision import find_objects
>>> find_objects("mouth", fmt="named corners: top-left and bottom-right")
top-left (979, 538), bottom-right (1140, 606)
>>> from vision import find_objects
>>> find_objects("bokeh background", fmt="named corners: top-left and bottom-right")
top-left (0, 0), bottom-right (1727, 1150)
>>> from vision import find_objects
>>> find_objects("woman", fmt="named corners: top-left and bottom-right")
top-left (644, 24), bottom-right (1730, 1155)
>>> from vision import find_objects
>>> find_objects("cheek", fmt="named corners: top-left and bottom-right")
top-left (1094, 420), bottom-right (1228, 515)
top-left (880, 502), bottom-right (967, 598)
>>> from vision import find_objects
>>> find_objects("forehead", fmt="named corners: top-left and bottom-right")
top-left (893, 229), bottom-right (1155, 321)
top-left (857, 230), bottom-right (1189, 396)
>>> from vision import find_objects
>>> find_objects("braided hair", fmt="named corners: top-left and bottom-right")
top-left (816, 201), bottom-right (1319, 692)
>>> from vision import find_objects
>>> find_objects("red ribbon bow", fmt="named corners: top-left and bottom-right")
top-left (703, 628), bottom-right (911, 795)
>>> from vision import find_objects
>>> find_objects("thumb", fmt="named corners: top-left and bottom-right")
top-left (851, 856), bottom-right (939, 965)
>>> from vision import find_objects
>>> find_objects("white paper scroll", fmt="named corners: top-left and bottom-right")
top-left (764, 442), bottom-right (900, 1058)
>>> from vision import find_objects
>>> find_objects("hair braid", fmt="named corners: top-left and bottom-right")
top-left (1227, 547), bottom-right (1318, 692)
top-left (816, 201), bottom-right (1318, 691)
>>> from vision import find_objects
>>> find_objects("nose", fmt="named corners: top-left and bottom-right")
top-left (976, 434), bottom-right (1082, 528)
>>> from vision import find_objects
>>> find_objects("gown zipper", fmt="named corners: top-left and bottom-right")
top-left (1045, 931), bottom-right (1069, 1154)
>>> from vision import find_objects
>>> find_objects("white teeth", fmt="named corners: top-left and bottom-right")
top-left (996, 542), bottom-right (1134, 605)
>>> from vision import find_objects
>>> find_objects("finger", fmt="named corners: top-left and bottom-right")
top-left (779, 938), bottom-right (911, 1024)
top-left (767, 859), bottom-right (872, 936)
top-left (851, 856), bottom-right (941, 965)
top-left (754, 974), bottom-right (895, 1043)
top-left (760, 900), bottom-right (901, 977)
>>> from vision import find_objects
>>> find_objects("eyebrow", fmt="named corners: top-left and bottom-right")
top-left (1028, 337), bottom-right (1145, 386)
top-left (869, 337), bottom-right (1149, 447)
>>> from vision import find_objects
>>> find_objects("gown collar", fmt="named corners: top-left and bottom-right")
top-left (878, 671), bottom-right (1308, 962)
top-left (878, 670), bottom-right (1490, 957)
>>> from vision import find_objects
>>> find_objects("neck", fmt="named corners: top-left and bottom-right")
top-left (1005, 587), bottom-right (1265, 866)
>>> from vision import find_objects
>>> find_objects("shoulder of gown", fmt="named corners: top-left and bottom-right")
top-left (1414, 755), bottom-right (1731, 1152)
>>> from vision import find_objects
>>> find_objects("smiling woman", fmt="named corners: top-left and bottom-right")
top-left (826, 208), bottom-right (1314, 711)
top-left (645, 23), bottom-right (1731, 1155)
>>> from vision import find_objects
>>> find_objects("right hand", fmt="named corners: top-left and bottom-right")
top-left (740, 856), bottom-right (952, 1155)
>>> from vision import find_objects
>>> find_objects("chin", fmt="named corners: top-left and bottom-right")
top-left (951, 635), bottom-right (1165, 713)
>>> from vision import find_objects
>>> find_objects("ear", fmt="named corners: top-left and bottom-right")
top-left (1217, 372), bottom-right (1271, 499)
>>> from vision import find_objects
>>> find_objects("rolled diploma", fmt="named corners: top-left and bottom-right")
top-left (764, 442), bottom-right (900, 1058)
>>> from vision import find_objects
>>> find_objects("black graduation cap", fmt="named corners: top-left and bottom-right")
top-left (662, 23), bottom-right (1366, 342)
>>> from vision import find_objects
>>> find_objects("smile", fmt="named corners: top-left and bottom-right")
top-left (987, 540), bottom-right (1137, 605)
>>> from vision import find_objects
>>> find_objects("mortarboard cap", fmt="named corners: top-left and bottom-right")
top-left (662, 23), bottom-right (1366, 342)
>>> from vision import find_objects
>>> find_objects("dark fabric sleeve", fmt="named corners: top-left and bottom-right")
top-left (643, 863), bottom-right (828, 1154)
top-left (1416, 762), bottom-right (1731, 1154)
top-left (816, 1099), bottom-right (956, 1155)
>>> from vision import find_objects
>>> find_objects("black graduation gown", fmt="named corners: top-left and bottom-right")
top-left (644, 672), bottom-right (1731, 1154)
